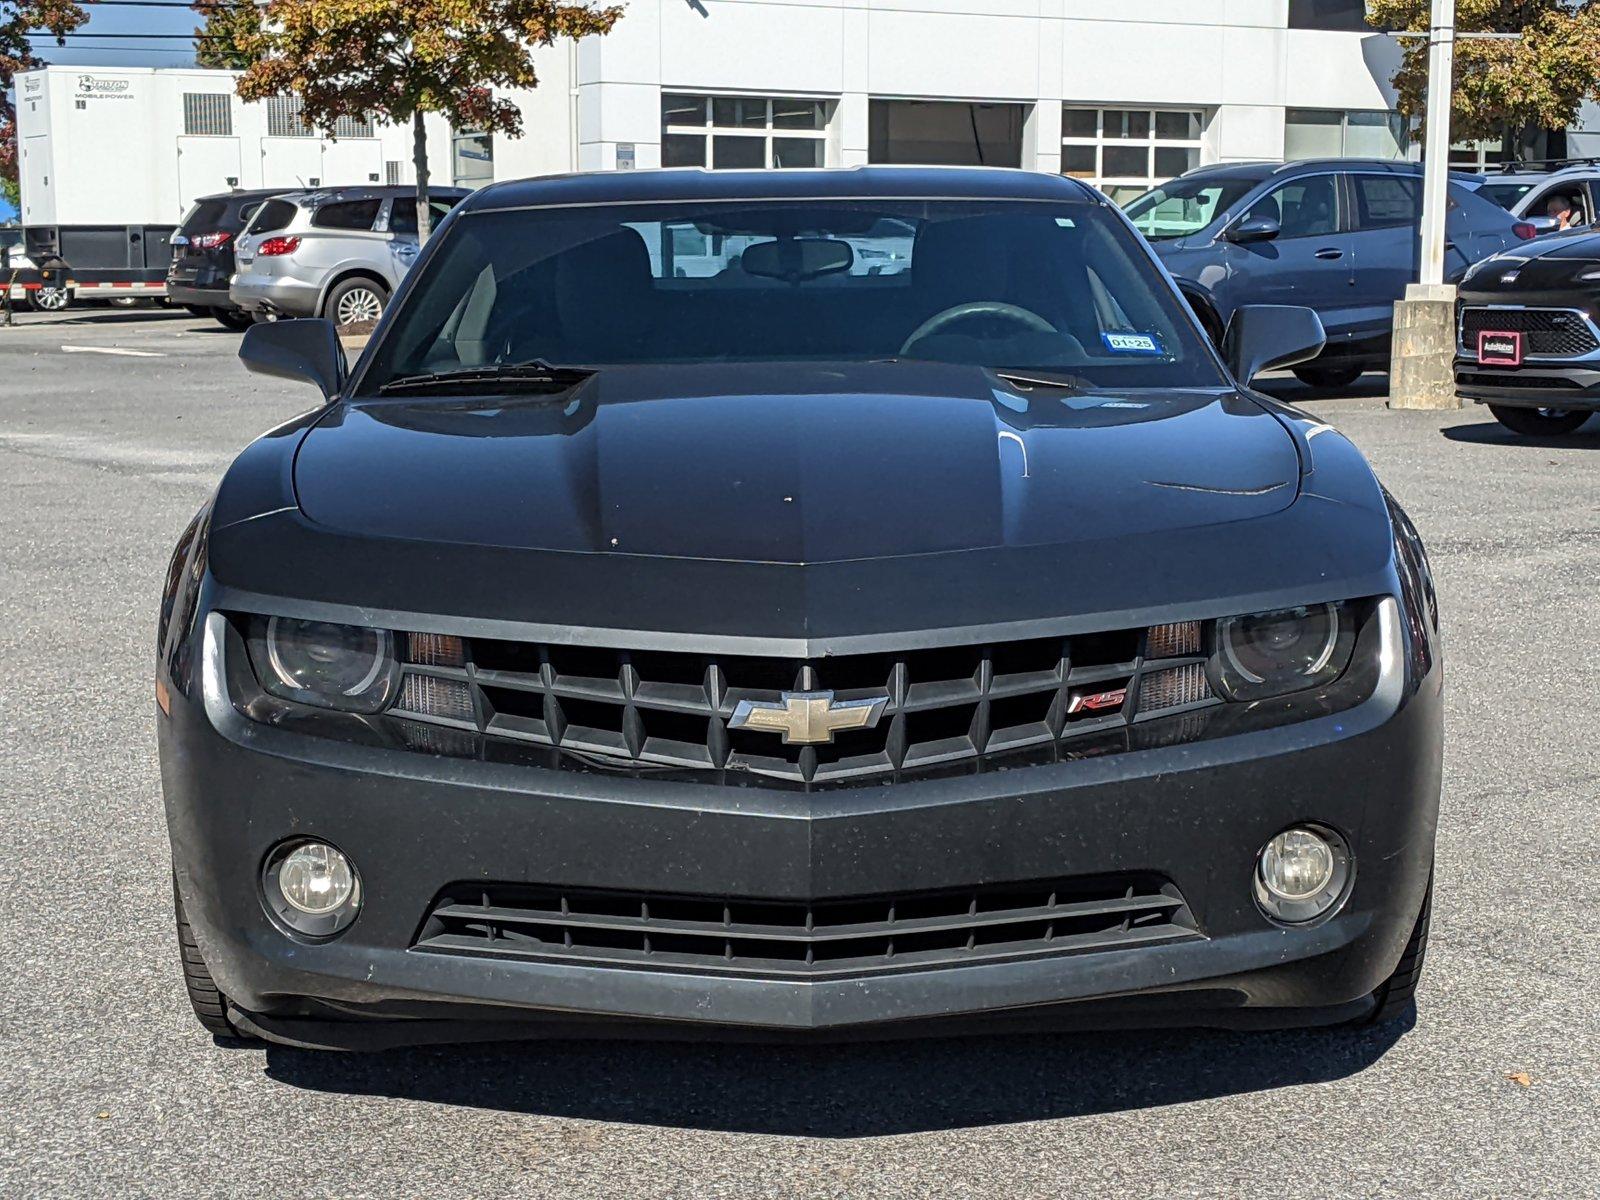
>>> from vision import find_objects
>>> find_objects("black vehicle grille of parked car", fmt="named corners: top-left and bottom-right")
top-left (412, 874), bottom-right (1201, 980)
top-left (387, 624), bottom-right (1220, 786)
top-left (1460, 306), bottom-right (1600, 358)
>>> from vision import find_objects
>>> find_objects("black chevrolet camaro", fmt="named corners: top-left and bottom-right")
top-left (157, 168), bottom-right (1442, 1049)
top-left (1456, 227), bottom-right (1600, 436)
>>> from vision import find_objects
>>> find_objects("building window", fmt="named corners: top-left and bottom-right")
top-left (1287, 1), bottom-right (1378, 31)
top-left (385, 160), bottom-right (404, 185)
top-left (1061, 107), bottom-right (1204, 204)
top-left (661, 94), bottom-right (828, 169)
top-left (182, 93), bottom-right (232, 137)
top-left (452, 129), bottom-right (494, 187)
top-left (1285, 109), bottom-right (1408, 160)
top-left (868, 100), bottom-right (1025, 167)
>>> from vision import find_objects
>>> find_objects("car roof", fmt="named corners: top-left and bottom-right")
top-left (462, 166), bottom-right (1104, 213)
top-left (1175, 158), bottom-right (1485, 188)
top-left (270, 185), bottom-right (472, 206)
top-left (192, 188), bottom-right (297, 204)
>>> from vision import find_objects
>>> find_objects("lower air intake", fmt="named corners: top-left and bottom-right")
top-left (413, 874), bottom-right (1200, 980)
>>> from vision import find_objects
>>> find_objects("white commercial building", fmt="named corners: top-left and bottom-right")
top-left (14, 1), bottom-right (1418, 232)
top-left (490, 0), bottom-right (1413, 202)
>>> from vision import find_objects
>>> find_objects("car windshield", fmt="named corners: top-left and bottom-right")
top-left (360, 198), bottom-right (1227, 392)
top-left (1122, 177), bottom-right (1260, 240)
top-left (1475, 180), bottom-right (1540, 210)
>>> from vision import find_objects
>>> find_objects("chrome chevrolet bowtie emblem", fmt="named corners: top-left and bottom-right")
top-left (728, 691), bottom-right (888, 745)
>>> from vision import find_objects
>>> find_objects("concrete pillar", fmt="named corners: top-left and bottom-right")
top-left (1388, 283), bottom-right (1461, 410)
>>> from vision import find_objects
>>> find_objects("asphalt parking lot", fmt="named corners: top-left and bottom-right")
top-left (1, 306), bottom-right (1596, 1198)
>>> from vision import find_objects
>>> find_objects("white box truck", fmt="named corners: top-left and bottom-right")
top-left (9, 66), bottom-right (449, 309)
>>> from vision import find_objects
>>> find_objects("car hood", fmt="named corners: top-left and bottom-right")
top-left (1463, 227), bottom-right (1600, 291)
top-left (292, 362), bottom-right (1301, 565)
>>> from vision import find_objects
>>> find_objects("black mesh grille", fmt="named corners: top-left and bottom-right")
top-left (386, 624), bottom-right (1216, 785)
top-left (1461, 307), bottom-right (1599, 357)
top-left (413, 874), bottom-right (1200, 980)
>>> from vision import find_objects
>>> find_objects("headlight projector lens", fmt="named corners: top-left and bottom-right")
top-left (264, 840), bottom-right (362, 937)
top-left (1212, 602), bottom-right (1355, 701)
top-left (1254, 826), bottom-right (1351, 924)
top-left (248, 616), bottom-right (400, 713)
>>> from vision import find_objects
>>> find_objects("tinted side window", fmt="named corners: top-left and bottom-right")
top-left (389, 197), bottom-right (459, 235)
top-left (236, 201), bottom-right (262, 228)
top-left (1246, 177), bottom-right (1339, 238)
top-left (312, 199), bottom-right (382, 230)
top-left (248, 198), bottom-right (299, 235)
top-left (1353, 175), bottom-right (1420, 230)
top-left (1528, 184), bottom-right (1589, 226)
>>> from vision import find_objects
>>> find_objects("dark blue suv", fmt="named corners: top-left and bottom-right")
top-left (1124, 159), bottom-right (1537, 387)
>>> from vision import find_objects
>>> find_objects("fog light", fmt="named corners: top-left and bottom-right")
top-left (1254, 826), bottom-right (1351, 923)
top-left (264, 840), bottom-right (361, 937)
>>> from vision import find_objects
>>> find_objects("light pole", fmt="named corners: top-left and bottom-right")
top-left (1388, 0), bottom-right (1461, 409)
top-left (1417, 0), bottom-right (1455, 289)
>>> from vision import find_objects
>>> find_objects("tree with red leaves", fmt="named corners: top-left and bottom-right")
top-left (226, 0), bottom-right (624, 240)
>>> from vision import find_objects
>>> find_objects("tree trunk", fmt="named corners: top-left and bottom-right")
top-left (412, 109), bottom-right (432, 243)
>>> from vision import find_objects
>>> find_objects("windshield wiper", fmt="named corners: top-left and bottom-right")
top-left (376, 361), bottom-right (597, 396)
top-left (991, 368), bottom-right (1090, 393)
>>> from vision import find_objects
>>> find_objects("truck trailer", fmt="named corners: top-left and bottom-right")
top-left (10, 67), bottom-right (453, 309)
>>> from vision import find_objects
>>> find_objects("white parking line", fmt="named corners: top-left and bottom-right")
top-left (60, 345), bottom-right (166, 358)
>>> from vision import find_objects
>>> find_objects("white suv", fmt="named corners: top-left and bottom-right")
top-left (229, 185), bottom-right (468, 325)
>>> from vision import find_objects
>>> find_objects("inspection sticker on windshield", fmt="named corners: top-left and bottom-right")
top-left (1101, 331), bottom-right (1163, 355)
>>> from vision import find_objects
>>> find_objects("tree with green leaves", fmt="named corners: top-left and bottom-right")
top-left (232, 0), bottom-right (623, 241)
top-left (191, 0), bottom-right (262, 72)
top-left (2, 1), bottom-right (87, 212)
top-left (1367, 1), bottom-right (1600, 158)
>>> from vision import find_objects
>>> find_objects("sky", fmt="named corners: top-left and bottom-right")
top-left (29, 2), bottom-right (202, 68)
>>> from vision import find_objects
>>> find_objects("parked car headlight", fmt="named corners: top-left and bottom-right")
top-left (1209, 602), bottom-right (1356, 701)
top-left (246, 616), bottom-right (400, 713)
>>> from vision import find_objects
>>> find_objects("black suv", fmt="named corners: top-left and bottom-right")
top-left (167, 190), bottom-right (293, 330)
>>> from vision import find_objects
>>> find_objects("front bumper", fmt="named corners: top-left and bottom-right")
top-left (161, 601), bottom-right (1440, 1045)
top-left (1455, 359), bottom-right (1600, 410)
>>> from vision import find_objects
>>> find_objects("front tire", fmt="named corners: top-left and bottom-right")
top-left (1293, 363), bottom-right (1364, 390)
top-left (1487, 405), bottom-right (1592, 436)
top-left (322, 277), bottom-right (388, 327)
top-left (174, 882), bottom-right (253, 1041)
top-left (1362, 875), bottom-right (1432, 1026)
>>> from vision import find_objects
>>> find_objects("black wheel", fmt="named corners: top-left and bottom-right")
top-left (210, 306), bottom-right (254, 331)
top-left (1362, 874), bottom-right (1432, 1026)
top-left (322, 276), bottom-right (388, 326)
top-left (1487, 405), bottom-right (1592, 437)
top-left (1292, 363), bottom-right (1364, 390)
top-left (174, 881), bottom-right (253, 1041)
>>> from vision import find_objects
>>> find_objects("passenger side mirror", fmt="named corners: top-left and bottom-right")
top-left (1226, 216), bottom-right (1280, 244)
top-left (1223, 305), bottom-right (1326, 385)
top-left (1521, 214), bottom-right (1560, 235)
top-left (239, 318), bottom-right (347, 401)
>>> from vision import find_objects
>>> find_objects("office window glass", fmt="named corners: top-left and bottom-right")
top-left (1062, 106), bottom-right (1207, 204)
top-left (662, 94), bottom-right (830, 169)
top-left (1286, 109), bottom-right (1408, 160)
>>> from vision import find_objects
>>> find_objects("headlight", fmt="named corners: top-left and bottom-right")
top-left (246, 616), bottom-right (399, 713)
top-left (1209, 601), bottom-right (1356, 701)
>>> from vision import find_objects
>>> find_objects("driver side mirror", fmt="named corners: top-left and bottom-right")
top-left (1223, 305), bottom-right (1326, 385)
top-left (239, 318), bottom-right (347, 402)
top-left (1226, 216), bottom-right (1280, 244)
top-left (1521, 214), bottom-right (1560, 236)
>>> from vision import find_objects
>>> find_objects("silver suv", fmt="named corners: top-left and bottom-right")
top-left (229, 185), bottom-right (468, 325)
